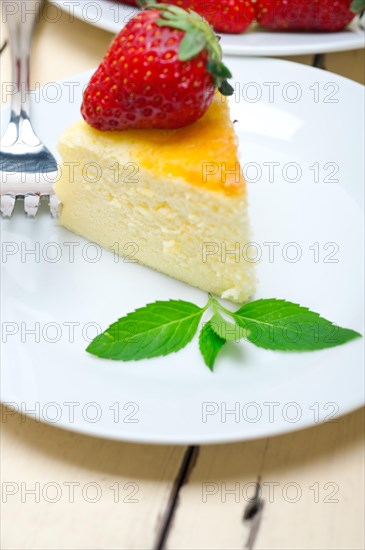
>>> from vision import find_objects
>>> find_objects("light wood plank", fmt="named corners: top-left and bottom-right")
top-left (0, 405), bottom-right (187, 550)
top-left (279, 50), bottom-right (365, 85)
top-left (256, 408), bottom-right (365, 550)
top-left (165, 439), bottom-right (268, 549)
top-left (166, 409), bottom-right (364, 550)
top-left (326, 49), bottom-right (365, 84)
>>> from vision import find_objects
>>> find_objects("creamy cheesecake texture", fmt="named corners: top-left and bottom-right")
top-left (56, 94), bottom-right (255, 303)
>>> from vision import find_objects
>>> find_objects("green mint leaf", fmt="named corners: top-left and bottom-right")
top-left (233, 299), bottom-right (361, 351)
top-left (178, 29), bottom-right (207, 61)
top-left (87, 300), bottom-right (206, 361)
top-left (199, 321), bottom-right (226, 371)
top-left (209, 312), bottom-right (246, 342)
top-left (351, 0), bottom-right (365, 13)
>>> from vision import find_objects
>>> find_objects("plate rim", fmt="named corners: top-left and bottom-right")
top-left (1, 57), bottom-right (364, 444)
top-left (49, 0), bottom-right (365, 56)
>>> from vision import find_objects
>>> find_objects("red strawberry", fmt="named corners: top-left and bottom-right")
top-left (201, 0), bottom-right (256, 33)
top-left (81, 6), bottom-right (233, 131)
top-left (152, 1), bottom-right (255, 34)
top-left (114, 0), bottom-right (255, 34)
top-left (256, 0), bottom-right (365, 32)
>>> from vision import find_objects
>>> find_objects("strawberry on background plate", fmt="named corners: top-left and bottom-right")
top-left (81, 5), bottom-right (233, 131)
top-left (113, 0), bottom-right (255, 34)
top-left (154, 1), bottom-right (255, 34)
top-left (256, 0), bottom-right (365, 32)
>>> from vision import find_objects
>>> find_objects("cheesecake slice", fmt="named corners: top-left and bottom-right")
top-left (56, 93), bottom-right (255, 303)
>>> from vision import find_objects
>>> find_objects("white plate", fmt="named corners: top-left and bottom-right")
top-left (49, 0), bottom-right (365, 56)
top-left (1, 58), bottom-right (364, 444)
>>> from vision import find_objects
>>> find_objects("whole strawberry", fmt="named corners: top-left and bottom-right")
top-left (256, 0), bottom-right (365, 32)
top-left (116, 0), bottom-right (255, 33)
top-left (81, 5), bottom-right (233, 131)
top-left (150, 1), bottom-right (255, 34)
top-left (201, 0), bottom-right (256, 33)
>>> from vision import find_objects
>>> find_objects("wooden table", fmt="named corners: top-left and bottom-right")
top-left (1, 4), bottom-right (364, 549)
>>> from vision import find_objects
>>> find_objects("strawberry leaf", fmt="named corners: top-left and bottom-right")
top-left (206, 60), bottom-right (232, 79)
top-left (179, 28), bottom-right (207, 61)
top-left (351, 0), bottom-right (365, 13)
top-left (199, 321), bottom-right (226, 371)
top-left (87, 300), bottom-right (206, 360)
top-left (206, 60), bottom-right (234, 96)
top-left (218, 80), bottom-right (234, 96)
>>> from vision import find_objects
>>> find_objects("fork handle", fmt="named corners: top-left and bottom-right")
top-left (3, 0), bottom-right (42, 121)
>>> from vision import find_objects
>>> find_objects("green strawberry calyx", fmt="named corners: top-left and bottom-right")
top-left (351, 0), bottom-right (365, 13)
top-left (147, 3), bottom-right (234, 96)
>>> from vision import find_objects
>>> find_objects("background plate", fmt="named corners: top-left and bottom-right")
top-left (1, 58), bottom-right (364, 444)
top-left (49, 0), bottom-right (365, 56)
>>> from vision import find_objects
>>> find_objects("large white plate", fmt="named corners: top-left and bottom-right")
top-left (1, 58), bottom-right (364, 444)
top-left (49, 0), bottom-right (365, 56)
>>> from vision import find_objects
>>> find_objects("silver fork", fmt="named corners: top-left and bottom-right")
top-left (0, 0), bottom-right (60, 218)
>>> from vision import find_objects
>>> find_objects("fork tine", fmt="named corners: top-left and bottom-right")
top-left (0, 194), bottom-right (16, 218)
top-left (1, 0), bottom-right (59, 221)
top-left (49, 194), bottom-right (61, 219)
top-left (24, 193), bottom-right (41, 218)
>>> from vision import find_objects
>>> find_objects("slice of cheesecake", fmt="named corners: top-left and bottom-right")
top-left (55, 93), bottom-right (255, 303)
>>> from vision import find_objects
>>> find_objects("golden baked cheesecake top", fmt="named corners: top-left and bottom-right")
top-left (65, 93), bottom-right (245, 196)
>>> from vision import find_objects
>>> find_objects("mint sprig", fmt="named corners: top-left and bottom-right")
top-left (87, 295), bottom-right (361, 370)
